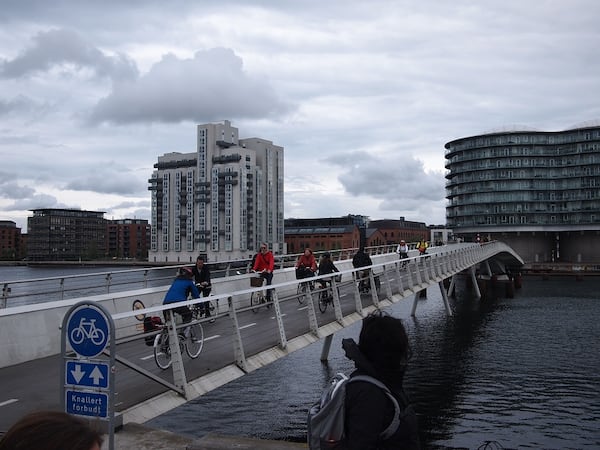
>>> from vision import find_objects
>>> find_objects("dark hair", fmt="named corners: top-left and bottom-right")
top-left (0, 411), bottom-right (103, 450)
top-left (358, 311), bottom-right (411, 373)
top-left (196, 255), bottom-right (205, 262)
top-left (179, 266), bottom-right (193, 277)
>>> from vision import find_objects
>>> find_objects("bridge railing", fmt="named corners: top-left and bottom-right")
top-left (0, 244), bottom-right (406, 309)
top-left (107, 242), bottom-right (514, 401)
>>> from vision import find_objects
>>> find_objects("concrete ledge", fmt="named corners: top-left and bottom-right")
top-left (189, 433), bottom-right (307, 449)
top-left (104, 423), bottom-right (307, 450)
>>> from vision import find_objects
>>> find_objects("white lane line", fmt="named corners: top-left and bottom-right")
top-left (298, 306), bottom-right (308, 311)
top-left (0, 399), bottom-right (19, 407)
top-left (239, 323), bottom-right (257, 330)
top-left (270, 313), bottom-right (287, 319)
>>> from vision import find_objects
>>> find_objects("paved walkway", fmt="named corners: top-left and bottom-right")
top-left (103, 423), bottom-right (307, 450)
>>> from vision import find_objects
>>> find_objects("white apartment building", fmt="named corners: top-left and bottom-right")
top-left (148, 120), bottom-right (284, 263)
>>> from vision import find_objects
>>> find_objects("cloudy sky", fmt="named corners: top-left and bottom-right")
top-left (1, 0), bottom-right (600, 232)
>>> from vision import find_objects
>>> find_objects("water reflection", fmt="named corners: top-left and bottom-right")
top-left (149, 276), bottom-right (600, 449)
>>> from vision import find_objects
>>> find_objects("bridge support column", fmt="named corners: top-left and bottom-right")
top-left (411, 292), bottom-right (419, 316)
top-left (320, 334), bottom-right (333, 362)
top-left (470, 266), bottom-right (481, 299)
top-left (438, 281), bottom-right (453, 316)
top-left (448, 275), bottom-right (457, 298)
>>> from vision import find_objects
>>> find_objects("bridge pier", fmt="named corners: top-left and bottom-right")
top-left (438, 281), bottom-right (453, 316)
top-left (470, 266), bottom-right (481, 299)
top-left (320, 334), bottom-right (333, 361)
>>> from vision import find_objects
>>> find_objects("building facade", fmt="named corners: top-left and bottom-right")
top-left (445, 123), bottom-right (600, 263)
top-left (368, 218), bottom-right (429, 245)
top-left (106, 219), bottom-right (150, 260)
top-left (0, 220), bottom-right (24, 260)
top-left (27, 209), bottom-right (106, 261)
top-left (148, 121), bottom-right (284, 263)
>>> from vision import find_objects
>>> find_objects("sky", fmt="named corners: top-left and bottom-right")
top-left (1, 0), bottom-right (600, 232)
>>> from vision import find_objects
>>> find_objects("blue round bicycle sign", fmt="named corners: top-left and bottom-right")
top-left (66, 305), bottom-right (110, 358)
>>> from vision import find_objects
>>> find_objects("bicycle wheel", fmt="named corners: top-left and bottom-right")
top-left (297, 283), bottom-right (306, 304)
top-left (185, 323), bottom-right (204, 358)
top-left (153, 331), bottom-right (172, 370)
top-left (250, 291), bottom-right (261, 313)
top-left (318, 290), bottom-right (328, 313)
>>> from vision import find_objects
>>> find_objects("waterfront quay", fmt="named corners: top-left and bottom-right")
top-left (106, 423), bottom-right (306, 449)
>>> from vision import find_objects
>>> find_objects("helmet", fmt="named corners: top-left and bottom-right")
top-left (180, 267), bottom-right (193, 277)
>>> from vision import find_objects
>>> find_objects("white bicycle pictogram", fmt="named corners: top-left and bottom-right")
top-left (70, 318), bottom-right (106, 345)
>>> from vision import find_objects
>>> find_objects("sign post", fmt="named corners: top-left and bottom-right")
top-left (61, 301), bottom-right (115, 450)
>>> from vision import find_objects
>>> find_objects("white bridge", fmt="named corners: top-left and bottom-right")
top-left (0, 241), bottom-right (523, 427)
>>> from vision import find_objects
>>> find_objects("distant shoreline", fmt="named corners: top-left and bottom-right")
top-left (0, 260), bottom-right (170, 268)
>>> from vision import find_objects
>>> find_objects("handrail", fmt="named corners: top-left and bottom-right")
top-left (0, 243), bottom-right (415, 308)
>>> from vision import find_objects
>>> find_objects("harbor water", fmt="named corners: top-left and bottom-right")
top-left (148, 275), bottom-right (600, 449)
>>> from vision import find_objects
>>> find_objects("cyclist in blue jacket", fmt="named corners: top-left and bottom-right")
top-left (163, 267), bottom-right (200, 323)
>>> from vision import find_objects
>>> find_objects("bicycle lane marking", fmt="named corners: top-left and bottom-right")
top-left (0, 399), bottom-right (19, 407)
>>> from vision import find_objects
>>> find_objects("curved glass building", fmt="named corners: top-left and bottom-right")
top-left (445, 123), bottom-right (600, 264)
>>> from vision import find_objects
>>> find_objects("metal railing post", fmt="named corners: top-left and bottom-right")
top-left (271, 291), bottom-right (288, 349)
top-left (227, 296), bottom-right (248, 372)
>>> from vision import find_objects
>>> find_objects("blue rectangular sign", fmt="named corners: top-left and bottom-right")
top-left (65, 390), bottom-right (108, 418)
top-left (65, 360), bottom-right (109, 389)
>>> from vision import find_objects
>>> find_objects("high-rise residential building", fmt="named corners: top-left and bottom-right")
top-left (445, 122), bottom-right (600, 263)
top-left (148, 121), bottom-right (284, 263)
top-left (27, 209), bottom-right (106, 261)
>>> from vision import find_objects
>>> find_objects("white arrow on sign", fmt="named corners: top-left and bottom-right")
top-left (89, 365), bottom-right (105, 386)
top-left (71, 364), bottom-right (85, 383)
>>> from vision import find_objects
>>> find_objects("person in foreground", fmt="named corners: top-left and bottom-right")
top-left (0, 410), bottom-right (103, 450)
top-left (342, 311), bottom-right (420, 449)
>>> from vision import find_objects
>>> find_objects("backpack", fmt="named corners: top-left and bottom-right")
top-left (307, 373), bottom-right (400, 450)
top-left (143, 316), bottom-right (163, 346)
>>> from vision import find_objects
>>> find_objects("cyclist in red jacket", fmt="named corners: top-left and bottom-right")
top-left (252, 242), bottom-right (275, 300)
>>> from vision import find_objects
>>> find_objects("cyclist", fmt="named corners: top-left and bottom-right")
top-left (352, 246), bottom-right (373, 292)
top-left (252, 242), bottom-right (275, 301)
top-left (397, 240), bottom-right (409, 269)
top-left (417, 239), bottom-right (428, 255)
top-left (192, 254), bottom-right (214, 322)
top-left (162, 267), bottom-right (200, 324)
top-left (295, 247), bottom-right (317, 282)
top-left (317, 252), bottom-right (340, 291)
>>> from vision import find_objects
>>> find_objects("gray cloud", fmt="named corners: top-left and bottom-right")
top-left (64, 166), bottom-right (148, 196)
top-left (0, 28), bottom-right (138, 81)
top-left (89, 48), bottom-right (292, 124)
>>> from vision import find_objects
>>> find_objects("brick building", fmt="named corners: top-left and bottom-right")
top-left (106, 219), bottom-right (150, 260)
top-left (0, 221), bottom-right (24, 260)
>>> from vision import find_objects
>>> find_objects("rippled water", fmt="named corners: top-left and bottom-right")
top-left (147, 276), bottom-right (600, 449)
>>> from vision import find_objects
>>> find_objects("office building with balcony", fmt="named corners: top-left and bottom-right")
top-left (148, 121), bottom-right (284, 263)
top-left (445, 122), bottom-right (600, 263)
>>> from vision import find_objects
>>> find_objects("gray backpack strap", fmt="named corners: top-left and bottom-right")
top-left (348, 375), bottom-right (401, 440)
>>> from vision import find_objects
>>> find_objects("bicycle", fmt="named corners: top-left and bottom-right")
top-left (194, 283), bottom-right (217, 323)
top-left (295, 267), bottom-right (315, 305)
top-left (250, 276), bottom-right (271, 313)
top-left (153, 312), bottom-right (204, 370)
top-left (317, 279), bottom-right (339, 313)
